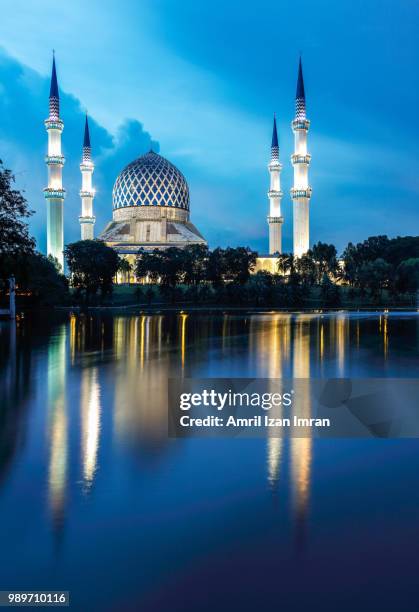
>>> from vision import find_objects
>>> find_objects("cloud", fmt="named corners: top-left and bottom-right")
top-left (1, 0), bottom-right (418, 261)
top-left (0, 50), bottom-right (159, 252)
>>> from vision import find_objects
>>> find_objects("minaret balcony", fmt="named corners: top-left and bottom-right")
top-left (292, 118), bottom-right (310, 131)
top-left (45, 154), bottom-right (65, 166)
top-left (267, 215), bottom-right (284, 224)
top-left (291, 153), bottom-right (311, 165)
top-left (43, 187), bottom-right (66, 199)
top-left (44, 118), bottom-right (64, 132)
top-left (268, 189), bottom-right (283, 199)
top-left (290, 187), bottom-right (312, 199)
top-left (79, 215), bottom-right (96, 224)
top-left (268, 160), bottom-right (282, 171)
top-left (80, 190), bottom-right (95, 198)
top-left (80, 162), bottom-right (94, 172)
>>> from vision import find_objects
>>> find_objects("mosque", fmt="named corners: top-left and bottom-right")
top-left (44, 55), bottom-right (311, 275)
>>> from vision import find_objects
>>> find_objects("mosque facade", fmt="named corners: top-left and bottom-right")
top-left (44, 55), bottom-right (311, 274)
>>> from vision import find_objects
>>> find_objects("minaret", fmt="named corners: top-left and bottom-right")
top-left (44, 52), bottom-right (65, 270)
top-left (291, 57), bottom-right (312, 257)
top-left (267, 115), bottom-right (284, 254)
top-left (79, 115), bottom-right (95, 239)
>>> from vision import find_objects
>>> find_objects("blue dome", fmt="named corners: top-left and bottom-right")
top-left (112, 151), bottom-right (190, 211)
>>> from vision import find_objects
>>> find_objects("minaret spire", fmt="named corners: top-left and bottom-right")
top-left (83, 114), bottom-right (91, 161)
top-left (271, 114), bottom-right (279, 152)
top-left (79, 114), bottom-right (95, 240)
top-left (291, 56), bottom-right (312, 257)
top-left (49, 52), bottom-right (60, 120)
top-left (267, 114), bottom-right (284, 254)
top-left (295, 57), bottom-right (306, 118)
top-left (44, 52), bottom-right (65, 270)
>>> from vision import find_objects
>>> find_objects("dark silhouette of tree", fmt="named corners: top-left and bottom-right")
top-left (295, 253), bottom-right (317, 287)
top-left (65, 240), bottom-right (120, 303)
top-left (136, 247), bottom-right (185, 288)
top-left (0, 160), bottom-right (35, 280)
top-left (207, 247), bottom-right (226, 287)
top-left (320, 273), bottom-right (341, 307)
top-left (222, 247), bottom-right (257, 284)
top-left (311, 241), bottom-right (339, 281)
top-left (135, 248), bottom-right (164, 283)
top-left (118, 257), bottom-right (132, 283)
top-left (183, 244), bottom-right (209, 286)
top-left (342, 236), bottom-right (391, 286)
top-left (396, 258), bottom-right (419, 298)
top-left (15, 252), bottom-right (68, 305)
top-left (277, 253), bottom-right (295, 276)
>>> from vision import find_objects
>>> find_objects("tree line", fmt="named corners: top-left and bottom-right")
top-left (1, 158), bottom-right (419, 308)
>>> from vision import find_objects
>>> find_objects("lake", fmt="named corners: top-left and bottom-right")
top-left (0, 311), bottom-right (419, 611)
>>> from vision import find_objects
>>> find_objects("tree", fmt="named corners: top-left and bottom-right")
top-left (396, 258), bottom-right (419, 297)
top-left (295, 253), bottom-right (317, 286)
top-left (246, 271), bottom-right (274, 305)
top-left (320, 272), bottom-right (340, 308)
top-left (65, 240), bottom-right (120, 303)
top-left (135, 247), bottom-right (187, 304)
top-left (15, 252), bottom-right (68, 306)
top-left (342, 236), bottom-right (391, 287)
top-left (223, 247), bottom-right (257, 284)
top-left (183, 244), bottom-right (209, 286)
top-left (358, 258), bottom-right (392, 301)
top-left (207, 248), bottom-right (226, 287)
top-left (118, 257), bottom-right (132, 283)
top-left (385, 236), bottom-right (419, 266)
top-left (277, 253), bottom-right (295, 276)
top-left (135, 248), bottom-right (163, 283)
top-left (311, 242), bottom-right (339, 282)
top-left (0, 160), bottom-right (35, 280)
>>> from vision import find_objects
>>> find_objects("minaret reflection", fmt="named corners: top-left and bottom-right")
top-left (179, 313), bottom-right (188, 371)
top-left (319, 318), bottom-right (324, 371)
top-left (47, 325), bottom-right (68, 530)
top-left (336, 313), bottom-right (348, 375)
top-left (249, 315), bottom-right (291, 492)
top-left (266, 315), bottom-right (290, 491)
top-left (291, 315), bottom-right (312, 549)
top-left (113, 315), bottom-right (173, 447)
top-left (383, 314), bottom-right (389, 359)
top-left (80, 367), bottom-right (101, 492)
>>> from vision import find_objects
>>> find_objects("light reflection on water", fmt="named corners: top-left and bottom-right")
top-left (0, 311), bottom-right (419, 611)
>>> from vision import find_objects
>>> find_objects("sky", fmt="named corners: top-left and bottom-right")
top-left (0, 0), bottom-right (418, 255)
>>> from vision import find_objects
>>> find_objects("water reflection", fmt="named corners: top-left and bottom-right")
top-left (47, 326), bottom-right (68, 529)
top-left (263, 315), bottom-right (290, 492)
top-left (0, 310), bottom-right (415, 542)
top-left (291, 316), bottom-right (312, 548)
top-left (0, 321), bottom-right (30, 485)
top-left (81, 367), bottom-right (101, 492)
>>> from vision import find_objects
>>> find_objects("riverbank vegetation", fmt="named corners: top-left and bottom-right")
top-left (1, 159), bottom-right (419, 310)
top-left (94, 236), bottom-right (419, 309)
top-left (0, 160), bottom-right (67, 306)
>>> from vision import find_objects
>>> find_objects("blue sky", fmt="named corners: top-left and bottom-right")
top-left (0, 0), bottom-right (418, 254)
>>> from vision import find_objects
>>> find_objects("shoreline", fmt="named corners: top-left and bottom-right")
top-left (52, 304), bottom-right (419, 314)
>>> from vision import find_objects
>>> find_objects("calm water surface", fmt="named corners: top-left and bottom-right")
top-left (1, 311), bottom-right (419, 611)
